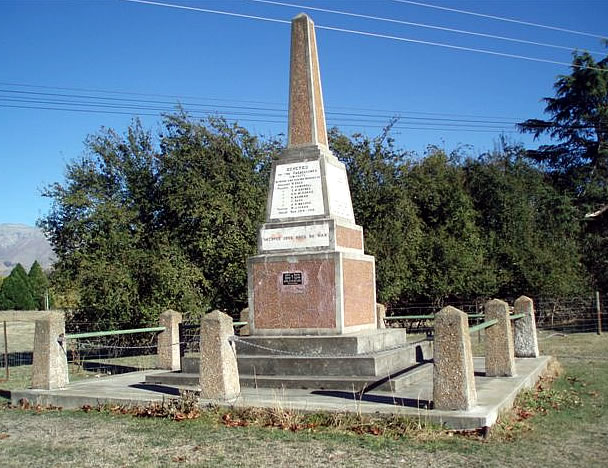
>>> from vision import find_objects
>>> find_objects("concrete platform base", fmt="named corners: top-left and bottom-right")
top-left (10, 356), bottom-right (552, 429)
top-left (156, 329), bottom-right (431, 392)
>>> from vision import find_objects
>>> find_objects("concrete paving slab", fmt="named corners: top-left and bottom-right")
top-left (10, 356), bottom-right (552, 429)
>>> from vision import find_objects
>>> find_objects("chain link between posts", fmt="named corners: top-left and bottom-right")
top-left (227, 335), bottom-right (424, 359)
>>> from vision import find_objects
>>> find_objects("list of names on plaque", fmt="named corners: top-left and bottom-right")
top-left (326, 163), bottom-right (355, 222)
top-left (270, 161), bottom-right (324, 219)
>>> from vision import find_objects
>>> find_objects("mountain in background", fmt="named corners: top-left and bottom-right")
top-left (0, 224), bottom-right (55, 276)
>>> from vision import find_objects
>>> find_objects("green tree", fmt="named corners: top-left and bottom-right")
top-left (39, 117), bottom-right (204, 328)
top-left (0, 263), bottom-right (35, 310)
top-left (464, 139), bottom-right (588, 297)
top-left (404, 149), bottom-right (495, 303)
top-left (330, 127), bottom-right (424, 304)
top-left (518, 51), bottom-right (608, 290)
top-left (28, 261), bottom-right (51, 310)
top-left (158, 114), bottom-right (276, 312)
top-left (39, 113), bottom-right (278, 328)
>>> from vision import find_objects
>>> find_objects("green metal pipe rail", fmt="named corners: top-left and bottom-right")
top-left (64, 327), bottom-right (167, 340)
top-left (62, 313), bottom-right (513, 340)
top-left (65, 321), bottom-right (249, 340)
top-left (468, 319), bottom-right (498, 333)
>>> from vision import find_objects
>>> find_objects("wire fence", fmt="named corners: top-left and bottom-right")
top-left (0, 294), bottom-right (605, 389)
top-left (385, 294), bottom-right (607, 335)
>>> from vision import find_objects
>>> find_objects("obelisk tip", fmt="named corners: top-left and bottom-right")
top-left (292, 13), bottom-right (310, 22)
top-left (287, 14), bottom-right (328, 148)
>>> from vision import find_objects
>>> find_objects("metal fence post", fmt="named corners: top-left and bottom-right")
top-left (596, 291), bottom-right (602, 335)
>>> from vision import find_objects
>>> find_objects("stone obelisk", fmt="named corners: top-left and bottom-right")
top-left (246, 14), bottom-right (377, 336)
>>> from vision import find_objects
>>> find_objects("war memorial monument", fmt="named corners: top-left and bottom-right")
top-left (10, 13), bottom-right (549, 430)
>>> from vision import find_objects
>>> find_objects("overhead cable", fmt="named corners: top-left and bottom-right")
top-left (392, 0), bottom-right (608, 40)
top-left (3, 93), bottom-right (601, 130)
top-left (0, 81), bottom-right (528, 121)
top-left (251, 0), bottom-right (606, 55)
top-left (0, 104), bottom-right (518, 133)
top-left (0, 88), bottom-right (522, 124)
top-left (122, 0), bottom-right (608, 72)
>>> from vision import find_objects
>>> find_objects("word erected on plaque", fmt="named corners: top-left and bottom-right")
top-left (270, 161), bottom-right (324, 219)
top-left (282, 272), bottom-right (303, 285)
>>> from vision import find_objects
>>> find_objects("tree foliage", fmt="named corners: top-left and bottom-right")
top-left (518, 51), bottom-right (608, 291)
top-left (0, 263), bottom-right (35, 310)
top-left (518, 52), bottom-right (607, 196)
top-left (330, 128), bottom-right (424, 304)
top-left (40, 101), bottom-right (600, 325)
top-left (39, 114), bottom-right (278, 328)
top-left (465, 139), bottom-right (587, 297)
top-left (405, 148), bottom-right (495, 303)
top-left (28, 261), bottom-right (51, 310)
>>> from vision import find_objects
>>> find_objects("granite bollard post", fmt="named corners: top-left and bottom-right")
top-left (485, 299), bottom-right (516, 377)
top-left (433, 306), bottom-right (477, 411)
top-left (31, 312), bottom-right (68, 390)
top-left (376, 303), bottom-right (386, 329)
top-left (513, 296), bottom-right (539, 358)
top-left (158, 309), bottom-right (182, 371)
top-left (200, 310), bottom-right (240, 400)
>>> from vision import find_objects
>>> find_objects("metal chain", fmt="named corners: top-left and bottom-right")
top-left (228, 335), bottom-right (418, 359)
top-left (73, 338), bottom-right (198, 351)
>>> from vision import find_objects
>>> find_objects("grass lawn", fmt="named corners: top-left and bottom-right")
top-left (1, 327), bottom-right (607, 467)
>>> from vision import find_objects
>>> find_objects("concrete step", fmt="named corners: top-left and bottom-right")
top-left (241, 339), bottom-right (431, 378)
top-left (239, 374), bottom-right (378, 392)
top-left (235, 342), bottom-right (425, 377)
top-left (373, 362), bottom-right (433, 392)
top-left (145, 372), bottom-right (199, 387)
top-left (233, 329), bottom-right (408, 356)
top-left (145, 361), bottom-right (434, 393)
top-left (181, 339), bottom-right (432, 377)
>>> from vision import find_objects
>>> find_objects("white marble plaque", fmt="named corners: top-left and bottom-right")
top-left (326, 163), bottom-right (355, 221)
top-left (270, 161), bottom-right (324, 219)
top-left (261, 223), bottom-right (330, 251)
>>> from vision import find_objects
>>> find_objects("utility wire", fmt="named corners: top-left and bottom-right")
top-left (3, 93), bottom-right (601, 130)
top-left (0, 88), bottom-right (523, 124)
top-left (0, 98), bottom-right (516, 128)
top-left (123, 0), bottom-right (608, 72)
top-left (0, 81), bottom-right (529, 121)
top-left (124, 0), bottom-right (290, 25)
top-left (392, 0), bottom-right (608, 40)
top-left (2, 87), bottom-right (605, 128)
top-left (251, 0), bottom-right (606, 55)
top-left (0, 103), bottom-right (518, 133)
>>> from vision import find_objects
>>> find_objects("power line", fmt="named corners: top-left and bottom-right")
top-left (0, 103), bottom-right (518, 133)
top-left (0, 89), bottom-right (286, 114)
top-left (3, 92), bottom-right (601, 131)
top-left (122, 0), bottom-right (608, 72)
top-left (392, 0), bottom-right (608, 40)
top-left (0, 81), bottom-right (529, 121)
top-left (315, 24), bottom-right (605, 71)
top-left (251, 0), bottom-right (606, 55)
top-left (0, 88), bottom-right (523, 125)
top-left (2, 86), bottom-right (605, 128)
top-left (0, 98), bottom-right (516, 129)
top-left (124, 0), bottom-right (290, 25)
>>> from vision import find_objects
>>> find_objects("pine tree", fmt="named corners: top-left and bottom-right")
top-left (0, 263), bottom-right (35, 310)
top-left (28, 261), bottom-right (50, 310)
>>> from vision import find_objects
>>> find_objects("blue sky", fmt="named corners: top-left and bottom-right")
top-left (1, 0), bottom-right (607, 226)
